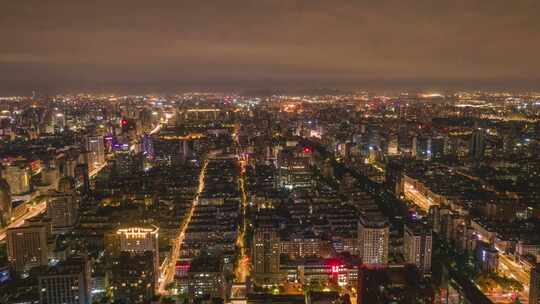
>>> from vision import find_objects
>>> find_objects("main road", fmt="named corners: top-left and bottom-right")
top-left (158, 159), bottom-right (208, 294)
top-left (233, 156), bottom-right (249, 283)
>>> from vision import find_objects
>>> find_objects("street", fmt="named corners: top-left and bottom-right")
top-left (158, 160), bottom-right (208, 295)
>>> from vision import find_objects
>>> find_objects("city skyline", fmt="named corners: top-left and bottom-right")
top-left (1, 2), bottom-right (539, 304)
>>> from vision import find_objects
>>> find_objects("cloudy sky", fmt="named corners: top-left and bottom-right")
top-left (1, 0), bottom-right (539, 94)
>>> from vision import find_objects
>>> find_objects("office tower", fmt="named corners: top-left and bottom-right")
top-left (385, 161), bottom-right (403, 197)
top-left (63, 156), bottom-right (78, 178)
top-left (7, 220), bottom-right (51, 272)
top-left (0, 178), bottom-right (11, 227)
top-left (428, 205), bottom-right (441, 234)
top-left (107, 226), bottom-right (159, 303)
top-left (367, 127), bottom-right (381, 151)
top-left (430, 135), bottom-right (447, 159)
top-left (412, 135), bottom-right (432, 160)
top-left (112, 226), bottom-right (159, 283)
top-left (182, 140), bottom-right (191, 160)
top-left (47, 177), bottom-right (79, 234)
top-left (252, 225), bottom-right (280, 276)
top-left (141, 133), bottom-right (154, 158)
top-left (53, 111), bottom-right (65, 130)
top-left (42, 110), bottom-right (55, 134)
top-left (110, 251), bottom-right (156, 304)
top-left (39, 255), bottom-right (91, 304)
top-left (2, 163), bottom-right (31, 195)
top-left (42, 167), bottom-right (60, 189)
top-left (387, 133), bottom-right (399, 155)
top-left (85, 135), bottom-right (105, 171)
top-left (187, 256), bottom-right (225, 302)
top-left (403, 222), bottom-right (433, 274)
top-left (530, 263), bottom-right (540, 304)
top-left (116, 226), bottom-right (159, 253)
top-left (475, 242), bottom-right (499, 273)
top-left (138, 108), bottom-right (154, 131)
top-left (75, 164), bottom-right (89, 194)
top-left (358, 213), bottom-right (389, 266)
top-left (469, 128), bottom-right (486, 160)
top-left (277, 146), bottom-right (312, 190)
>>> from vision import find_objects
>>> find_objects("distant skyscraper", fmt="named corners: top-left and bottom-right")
top-left (430, 135), bottom-right (447, 159)
top-left (47, 177), bottom-right (79, 234)
top-left (367, 127), bottom-right (381, 151)
top-left (277, 147), bottom-right (312, 190)
top-left (529, 263), bottom-right (540, 304)
top-left (42, 167), bottom-right (60, 189)
top-left (252, 225), bottom-right (280, 276)
top-left (403, 222), bottom-right (432, 274)
top-left (39, 255), bottom-right (92, 304)
top-left (2, 163), bottom-right (31, 195)
top-left (358, 213), bottom-right (389, 266)
top-left (75, 164), bottom-right (90, 194)
top-left (141, 133), bottom-right (154, 158)
top-left (469, 128), bottom-right (486, 160)
top-left (387, 133), bottom-right (399, 155)
top-left (7, 220), bottom-right (51, 272)
top-left (412, 135), bottom-right (432, 160)
top-left (85, 135), bottom-right (105, 171)
top-left (385, 161), bottom-right (403, 197)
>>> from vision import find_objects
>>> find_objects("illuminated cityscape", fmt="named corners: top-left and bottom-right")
top-left (1, 1), bottom-right (540, 304)
top-left (0, 92), bottom-right (537, 304)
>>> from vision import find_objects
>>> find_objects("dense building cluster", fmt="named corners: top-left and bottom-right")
top-left (0, 92), bottom-right (539, 304)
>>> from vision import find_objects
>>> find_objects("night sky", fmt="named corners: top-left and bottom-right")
top-left (1, 0), bottom-right (539, 94)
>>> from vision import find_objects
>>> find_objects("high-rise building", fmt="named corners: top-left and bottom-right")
top-left (252, 225), bottom-right (280, 276)
top-left (385, 161), bottom-right (403, 197)
top-left (47, 177), bottom-right (79, 234)
top-left (358, 213), bottom-right (389, 266)
top-left (469, 128), bottom-right (486, 160)
top-left (403, 222), bottom-right (432, 274)
top-left (387, 133), bottom-right (399, 155)
top-left (110, 251), bottom-right (156, 304)
top-left (2, 162), bottom-right (31, 195)
top-left (0, 178), bottom-right (11, 227)
top-left (116, 226), bottom-right (159, 254)
top-left (430, 135), bottom-right (447, 159)
top-left (75, 164), bottom-right (89, 194)
top-left (47, 193), bottom-right (78, 233)
top-left (7, 220), bottom-right (51, 272)
top-left (475, 242), bottom-right (499, 274)
top-left (109, 226), bottom-right (160, 292)
top-left (38, 255), bottom-right (92, 304)
top-left (85, 135), bottom-right (105, 171)
top-left (412, 135), bottom-right (432, 160)
top-left (141, 133), bottom-right (154, 159)
top-left (62, 156), bottom-right (78, 178)
top-left (277, 147), bottom-right (312, 190)
top-left (530, 263), bottom-right (540, 304)
top-left (187, 255), bottom-right (225, 302)
top-left (42, 167), bottom-right (60, 189)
